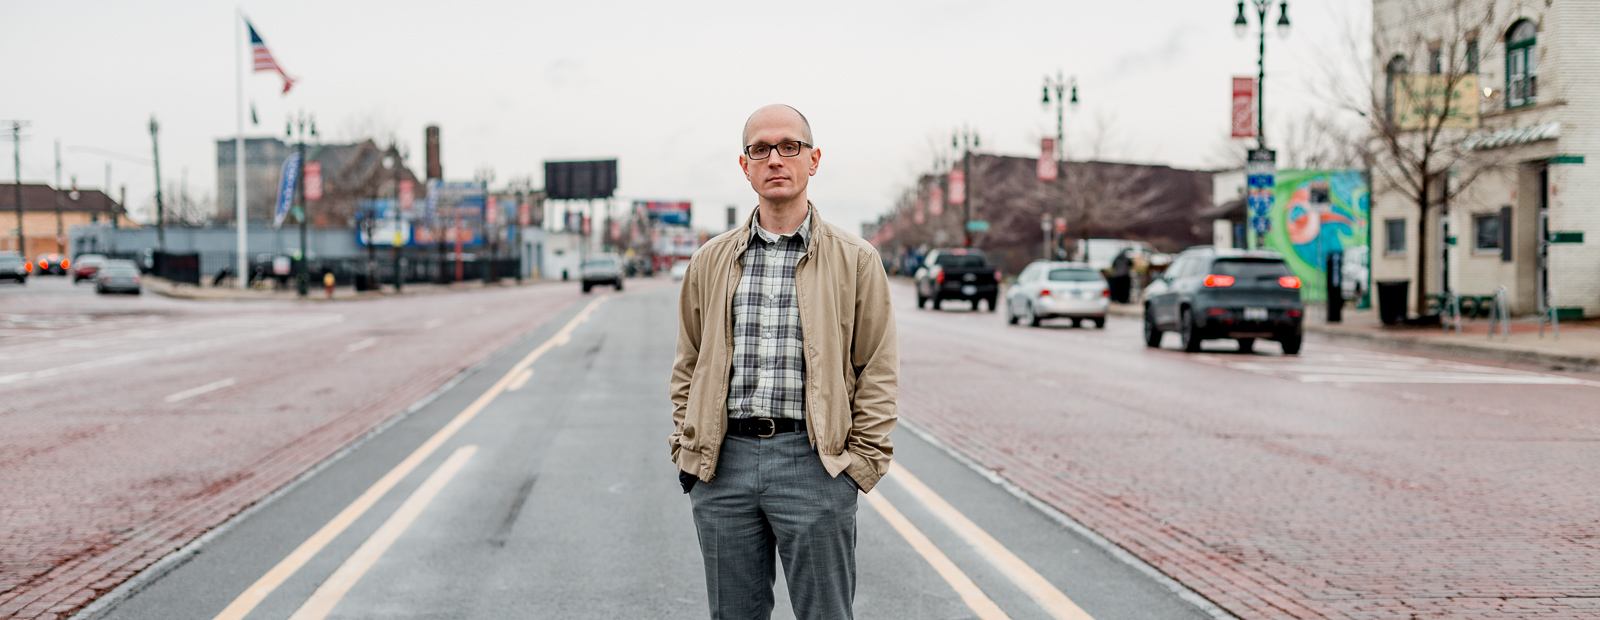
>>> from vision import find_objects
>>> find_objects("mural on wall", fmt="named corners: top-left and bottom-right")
top-left (1264, 170), bottom-right (1369, 302)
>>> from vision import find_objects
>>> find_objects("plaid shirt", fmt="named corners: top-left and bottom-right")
top-left (727, 211), bottom-right (811, 421)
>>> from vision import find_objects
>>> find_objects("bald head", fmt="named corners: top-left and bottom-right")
top-left (742, 104), bottom-right (813, 147)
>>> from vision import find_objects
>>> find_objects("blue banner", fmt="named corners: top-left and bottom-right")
top-left (273, 152), bottom-right (302, 228)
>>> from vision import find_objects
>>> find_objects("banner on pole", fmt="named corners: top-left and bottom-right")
top-left (1232, 77), bottom-right (1256, 138)
top-left (303, 161), bottom-right (322, 201)
top-left (929, 186), bottom-right (943, 217)
top-left (949, 168), bottom-right (966, 206)
top-left (273, 152), bottom-right (301, 229)
top-left (399, 179), bottom-right (414, 214)
top-left (1038, 138), bottom-right (1057, 181)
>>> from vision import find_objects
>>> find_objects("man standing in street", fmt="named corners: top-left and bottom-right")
top-left (669, 104), bottom-right (898, 620)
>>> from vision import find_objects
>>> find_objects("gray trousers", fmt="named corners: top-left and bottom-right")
top-left (689, 430), bottom-right (859, 620)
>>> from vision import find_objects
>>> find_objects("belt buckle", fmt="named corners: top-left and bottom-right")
top-left (756, 418), bottom-right (776, 438)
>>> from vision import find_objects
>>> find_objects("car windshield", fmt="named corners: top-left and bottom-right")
top-left (1047, 269), bottom-right (1101, 282)
top-left (77, 256), bottom-right (106, 265)
top-left (0, 256), bottom-right (21, 266)
top-left (104, 267), bottom-right (139, 276)
top-left (1212, 259), bottom-right (1292, 286)
top-left (934, 254), bottom-right (987, 268)
top-left (583, 258), bottom-right (615, 268)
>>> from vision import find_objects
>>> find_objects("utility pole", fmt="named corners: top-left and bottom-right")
top-left (149, 116), bottom-right (166, 252)
top-left (6, 121), bottom-right (28, 255)
top-left (54, 140), bottom-right (64, 251)
top-left (390, 143), bottom-right (407, 292)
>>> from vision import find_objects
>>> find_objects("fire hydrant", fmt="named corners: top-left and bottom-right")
top-left (323, 271), bottom-right (335, 299)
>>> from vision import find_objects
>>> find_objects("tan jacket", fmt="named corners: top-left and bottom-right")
top-left (669, 205), bottom-right (898, 493)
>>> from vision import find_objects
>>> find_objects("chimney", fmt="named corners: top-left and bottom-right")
top-left (425, 125), bottom-right (442, 180)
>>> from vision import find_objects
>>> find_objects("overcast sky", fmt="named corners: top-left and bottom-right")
top-left (2, 0), bottom-right (1369, 233)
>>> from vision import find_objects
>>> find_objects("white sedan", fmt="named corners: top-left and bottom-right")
top-left (1005, 261), bottom-right (1109, 328)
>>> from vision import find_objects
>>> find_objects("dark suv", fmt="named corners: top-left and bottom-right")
top-left (914, 248), bottom-right (1000, 311)
top-left (1142, 248), bottom-right (1304, 354)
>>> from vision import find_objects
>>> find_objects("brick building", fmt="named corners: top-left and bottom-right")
top-left (215, 137), bottom-right (422, 228)
top-left (1371, 0), bottom-right (1598, 317)
top-left (0, 183), bottom-right (127, 257)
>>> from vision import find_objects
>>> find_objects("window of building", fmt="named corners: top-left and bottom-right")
top-left (1428, 44), bottom-right (1443, 74)
top-left (1465, 39), bottom-right (1479, 73)
top-left (1384, 218), bottom-right (1407, 255)
top-left (1473, 214), bottom-right (1502, 252)
top-left (1506, 20), bottom-right (1538, 108)
top-left (1385, 56), bottom-right (1409, 123)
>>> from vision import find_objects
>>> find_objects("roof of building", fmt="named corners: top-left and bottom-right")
top-left (0, 184), bottom-right (124, 213)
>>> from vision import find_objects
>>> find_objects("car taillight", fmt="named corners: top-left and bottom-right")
top-left (24, 262), bottom-right (33, 272)
top-left (38, 260), bottom-right (48, 270)
top-left (61, 258), bottom-right (69, 269)
top-left (934, 268), bottom-right (944, 284)
top-left (99, 275), bottom-right (110, 282)
top-left (994, 269), bottom-right (1002, 283)
top-left (1208, 308), bottom-right (1227, 316)
top-left (1279, 276), bottom-right (1301, 289)
top-left (1203, 274), bottom-right (1235, 287)
top-left (1286, 309), bottom-right (1303, 318)
top-left (1039, 289), bottom-right (1051, 297)
top-left (1101, 288), bottom-right (1110, 297)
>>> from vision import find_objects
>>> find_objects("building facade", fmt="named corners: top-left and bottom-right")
top-left (215, 137), bottom-right (421, 229)
top-left (1371, 0), bottom-right (1598, 317)
top-left (0, 184), bottom-right (126, 257)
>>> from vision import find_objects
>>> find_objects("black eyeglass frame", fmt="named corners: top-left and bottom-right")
top-left (743, 140), bottom-right (813, 160)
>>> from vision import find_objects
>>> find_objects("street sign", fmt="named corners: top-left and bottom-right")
top-left (1246, 148), bottom-right (1276, 217)
top-left (1549, 231), bottom-right (1584, 244)
top-left (1251, 215), bottom-right (1271, 234)
top-left (966, 220), bottom-right (989, 232)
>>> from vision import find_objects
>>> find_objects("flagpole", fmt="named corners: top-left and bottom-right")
top-left (235, 9), bottom-right (248, 288)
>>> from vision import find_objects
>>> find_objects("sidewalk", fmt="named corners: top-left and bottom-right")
top-left (144, 276), bottom-right (552, 302)
top-left (1107, 302), bottom-right (1600, 373)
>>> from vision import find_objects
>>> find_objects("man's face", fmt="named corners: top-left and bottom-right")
top-left (740, 109), bottom-right (820, 204)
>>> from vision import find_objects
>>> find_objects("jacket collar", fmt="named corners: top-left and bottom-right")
top-left (736, 202), bottom-right (824, 255)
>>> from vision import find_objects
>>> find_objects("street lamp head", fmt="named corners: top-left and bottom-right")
top-left (1070, 84), bottom-right (1079, 106)
top-left (973, 134), bottom-right (980, 149)
top-left (285, 121), bottom-right (292, 138)
top-left (1042, 84), bottom-right (1051, 104)
top-left (1276, 2), bottom-right (1290, 38)
top-left (1233, 2), bottom-right (1248, 38)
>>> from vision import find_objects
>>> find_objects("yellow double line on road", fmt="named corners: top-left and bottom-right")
top-left (212, 295), bottom-right (609, 620)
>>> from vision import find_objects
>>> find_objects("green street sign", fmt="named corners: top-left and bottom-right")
top-left (1549, 231), bottom-right (1584, 244)
top-left (290, 206), bottom-right (306, 222)
top-left (965, 220), bottom-right (990, 232)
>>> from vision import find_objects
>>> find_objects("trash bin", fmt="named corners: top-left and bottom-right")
top-left (1376, 280), bottom-right (1409, 326)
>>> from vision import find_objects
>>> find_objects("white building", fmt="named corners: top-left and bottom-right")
top-left (1371, 0), bottom-right (1597, 317)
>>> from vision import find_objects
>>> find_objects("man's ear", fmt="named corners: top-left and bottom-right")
top-left (808, 148), bottom-right (821, 176)
top-left (739, 155), bottom-right (752, 182)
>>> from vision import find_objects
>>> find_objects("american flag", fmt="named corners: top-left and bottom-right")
top-left (247, 20), bottom-right (296, 94)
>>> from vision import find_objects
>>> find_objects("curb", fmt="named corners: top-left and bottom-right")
top-left (1104, 302), bottom-right (1598, 373)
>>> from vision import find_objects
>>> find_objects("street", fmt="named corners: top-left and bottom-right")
top-left (0, 274), bottom-right (1589, 620)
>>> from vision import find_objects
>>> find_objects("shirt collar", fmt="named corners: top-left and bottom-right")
top-left (750, 207), bottom-right (812, 247)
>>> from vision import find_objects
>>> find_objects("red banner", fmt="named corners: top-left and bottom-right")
top-left (1232, 77), bottom-right (1256, 138)
top-left (486, 196), bottom-right (498, 224)
top-left (1038, 138), bottom-right (1057, 181)
top-left (518, 200), bottom-right (531, 227)
top-left (398, 179), bottom-right (413, 213)
top-left (949, 168), bottom-right (966, 206)
top-left (929, 186), bottom-right (944, 217)
top-left (304, 162), bottom-right (322, 201)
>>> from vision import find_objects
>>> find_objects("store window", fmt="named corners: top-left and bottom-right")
top-left (1506, 20), bottom-right (1538, 108)
top-left (1473, 214), bottom-right (1502, 252)
top-left (1465, 39), bottom-right (1479, 73)
top-left (1385, 56), bottom-right (1409, 123)
top-left (1384, 219), bottom-right (1407, 255)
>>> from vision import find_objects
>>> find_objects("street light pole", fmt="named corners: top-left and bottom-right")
top-left (1042, 71), bottom-right (1078, 259)
top-left (149, 116), bottom-right (166, 253)
top-left (953, 127), bottom-right (979, 247)
top-left (1235, 1), bottom-right (1290, 150)
top-left (287, 111), bottom-right (315, 297)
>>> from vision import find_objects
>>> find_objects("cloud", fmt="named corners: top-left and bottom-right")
top-left (1104, 23), bottom-right (1196, 80)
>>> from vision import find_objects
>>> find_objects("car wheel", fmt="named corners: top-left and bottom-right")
top-left (1180, 308), bottom-right (1203, 352)
top-left (917, 294), bottom-right (927, 309)
top-left (1092, 317), bottom-right (1105, 329)
top-left (1237, 338), bottom-right (1256, 354)
top-left (985, 296), bottom-right (997, 312)
top-left (970, 299), bottom-right (980, 311)
top-left (582, 283), bottom-right (592, 293)
top-left (615, 281), bottom-right (623, 291)
top-left (1006, 300), bottom-right (1019, 325)
top-left (1279, 334), bottom-right (1303, 355)
top-left (932, 295), bottom-right (942, 310)
top-left (1071, 318), bottom-right (1082, 328)
top-left (1143, 311), bottom-right (1162, 348)
top-left (1023, 302), bottom-right (1040, 327)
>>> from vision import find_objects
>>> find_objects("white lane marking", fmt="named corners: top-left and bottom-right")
top-left (0, 315), bottom-right (344, 386)
top-left (865, 491), bottom-right (1012, 620)
top-left (164, 378), bottom-right (238, 403)
top-left (890, 466), bottom-right (1096, 620)
top-left (423, 318), bottom-right (443, 330)
top-left (210, 295), bottom-right (611, 620)
top-left (1194, 350), bottom-right (1600, 388)
top-left (286, 445), bottom-right (477, 620)
top-left (345, 338), bottom-right (378, 353)
top-left (506, 368), bottom-right (534, 391)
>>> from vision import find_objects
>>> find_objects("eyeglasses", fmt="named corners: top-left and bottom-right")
top-left (743, 140), bottom-right (811, 160)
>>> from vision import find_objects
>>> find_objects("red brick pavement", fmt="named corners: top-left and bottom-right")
top-left (895, 292), bottom-right (1600, 620)
top-left (0, 281), bottom-right (646, 619)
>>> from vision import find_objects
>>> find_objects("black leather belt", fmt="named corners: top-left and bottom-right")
top-left (727, 417), bottom-right (804, 437)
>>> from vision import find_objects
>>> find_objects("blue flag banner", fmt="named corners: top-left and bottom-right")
top-left (274, 152), bottom-right (301, 229)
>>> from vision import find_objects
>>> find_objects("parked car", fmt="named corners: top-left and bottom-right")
top-left (72, 254), bottom-right (107, 282)
top-left (1006, 261), bottom-right (1109, 328)
top-left (580, 254), bottom-right (624, 293)
top-left (914, 248), bottom-right (1000, 311)
top-left (0, 252), bottom-right (27, 284)
top-left (95, 260), bottom-right (143, 295)
top-left (1142, 248), bottom-right (1304, 354)
top-left (670, 261), bottom-right (690, 281)
top-left (34, 252), bottom-right (67, 275)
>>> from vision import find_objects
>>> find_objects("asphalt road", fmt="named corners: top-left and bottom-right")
top-left (88, 281), bottom-right (1213, 620)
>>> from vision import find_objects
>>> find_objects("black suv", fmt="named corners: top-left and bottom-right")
top-left (914, 248), bottom-right (1000, 311)
top-left (1142, 248), bottom-right (1304, 354)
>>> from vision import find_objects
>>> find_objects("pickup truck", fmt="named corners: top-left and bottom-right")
top-left (914, 248), bottom-right (1001, 311)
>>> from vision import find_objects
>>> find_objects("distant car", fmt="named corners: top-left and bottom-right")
top-left (0, 252), bottom-right (27, 284)
top-left (35, 253), bottom-right (67, 275)
top-left (1078, 239), bottom-right (1171, 273)
top-left (72, 254), bottom-right (108, 282)
top-left (1142, 247), bottom-right (1303, 354)
top-left (95, 260), bottom-right (142, 295)
top-left (914, 248), bottom-right (1000, 311)
top-left (1340, 246), bottom-right (1369, 302)
top-left (670, 261), bottom-right (689, 281)
top-left (1006, 261), bottom-right (1109, 328)
top-left (580, 254), bottom-right (624, 293)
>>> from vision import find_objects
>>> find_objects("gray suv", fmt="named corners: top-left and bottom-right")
top-left (580, 254), bottom-right (624, 293)
top-left (1142, 248), bottom-right (1304, 354)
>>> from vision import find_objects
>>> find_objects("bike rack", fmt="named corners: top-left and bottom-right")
top-left (1486, 285), bottom-right (1510, 342)
top-left (1441, 291), bottom-right (1462, 335)
top-left (1539, 304), bottom-right (1560, 340)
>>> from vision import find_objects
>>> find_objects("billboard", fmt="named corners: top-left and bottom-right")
top-left (423, 180), bottom-right (486, 247)
top-left (1259, 170), bottom-right (1370, 303)
top-left (545, 160), bottom-right (618, 200)
top-left (637, 200), bottom-right (691, 226)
